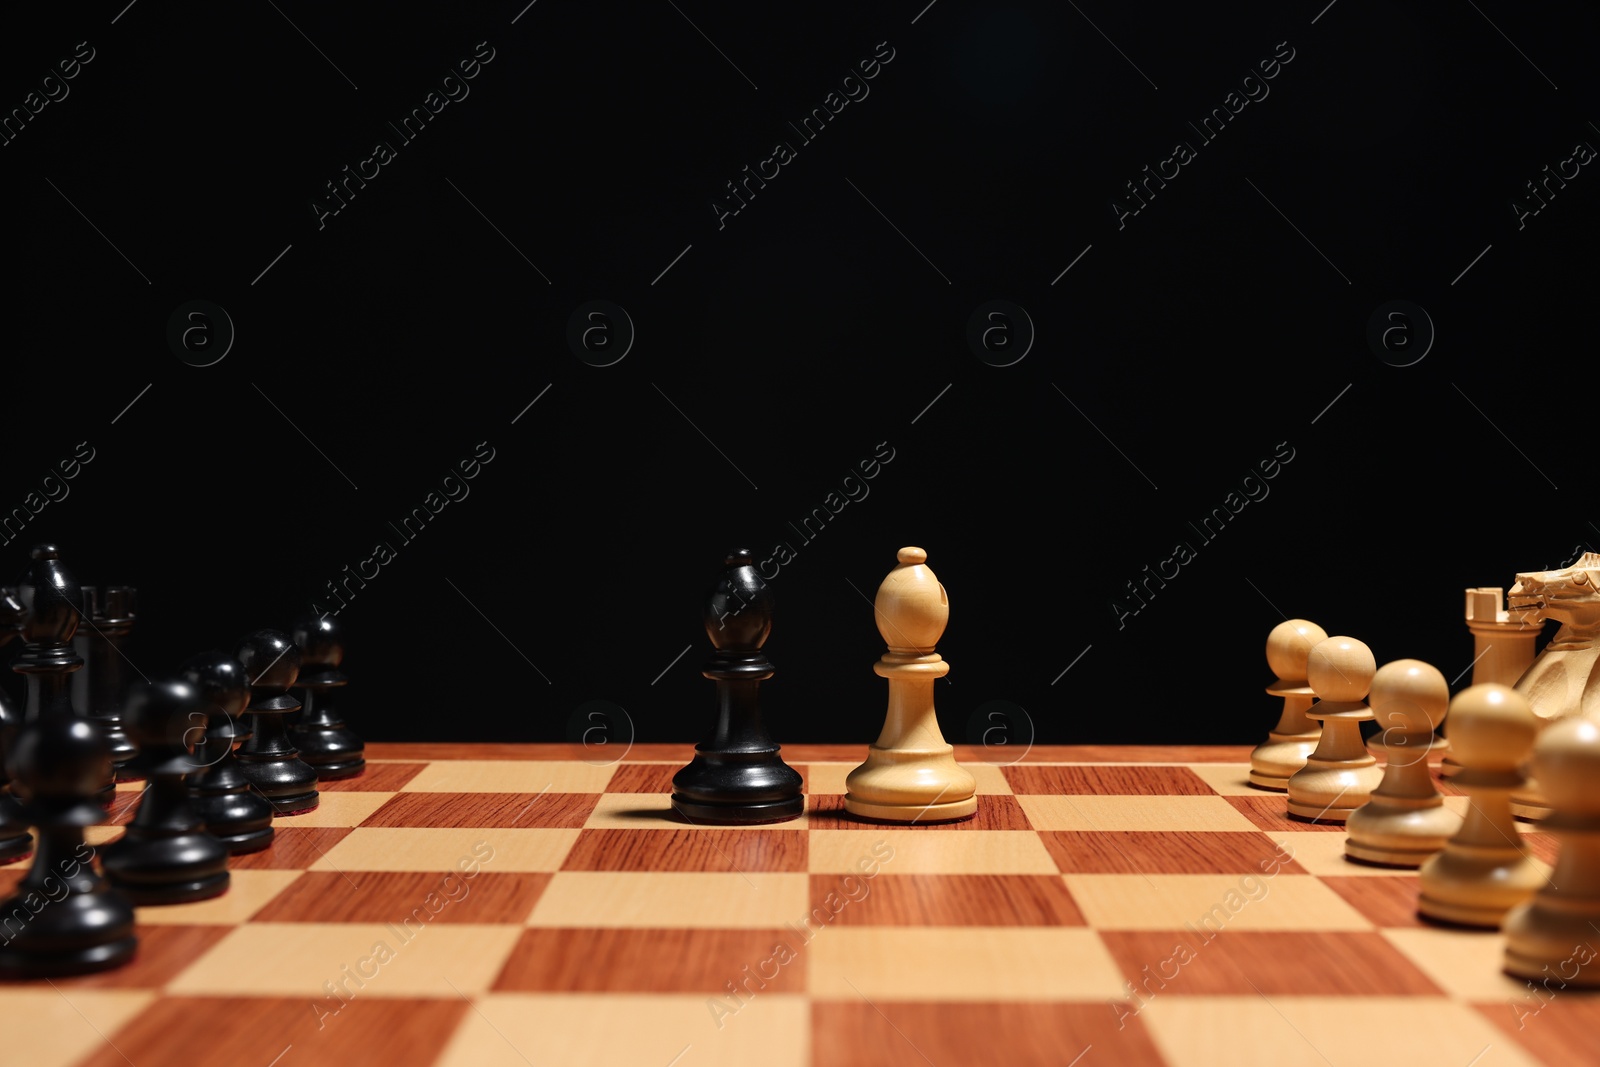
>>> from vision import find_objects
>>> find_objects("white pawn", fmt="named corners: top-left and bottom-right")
top-left (1249, 619), bottom-right (1328, 791)
top-left (1286, 637), bottom-right (1383, 823)
top-left (1345, 660), bottom-right (1460, 866)
top-left (1504, 718), bottom-right (1600, 985)
top-left (1419, 685), bottom-right (1548, 927)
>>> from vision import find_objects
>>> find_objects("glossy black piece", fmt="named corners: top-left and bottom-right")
top-left (671, 549), bottom-right (804, 824)
top-left (0, 591), bottom-right (29, 865)
top-left (183, 653), bottom-right (274, 854)
top-left (78, 586), bottom-right (140, 779)
top-left (13, 546), bottom-right (112, 806)
top-left (0, 711), bottom-right (135, 977)
top-left (0, 586), bottom-right (25, 719)
top-left (101, 677), bottom-right (230, 905)
top-left (233, 630), bottom-right (319, 815)
top-left (13, 545), bottom-right (86, 725)
top-left (290, 615), bottom-right (365, 780)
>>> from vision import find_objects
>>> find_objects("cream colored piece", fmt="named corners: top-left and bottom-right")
top-left (1346, 659), bottom-right (1461, 866)
top-left (1249, 618), bottom-right (1328, 791)
top-left (1464, 587), bottom-right (1544, 688)
top-left (1417, 685), bottom-right (1548, 927)
top-left (1505, 555), bottom-right (1600, 817)
top-left (1286, 636), bottom-right (1383, 822)
top-left (1443, 588), bottom-right (1543, 777)
top-left (844, 547), bottom-right (977, 822)
top-left (1504, 717), bottom-right (1600, 985)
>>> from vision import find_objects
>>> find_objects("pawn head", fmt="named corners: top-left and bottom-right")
top-left (6, 714), bottom-right (111, 826)
top-left (1265, 619), bottom-right (1328, 682)
top-left (1306, 636), bottom-right (1376, 702)
top-left (1532, 717), bottom-right (1600, 817)
top-left (1445, 683), bottom-right (1537, 772)
top-left (237, 629), bottom-right (301, 689)
top-left (292, 613), bottom-right (346, 668)
top-left (181, 652), bottom-right (250, 720)
top-left (123, 677), bottom-right (208, 775)
top-left (1368, 659), bottom-right (1449, 733)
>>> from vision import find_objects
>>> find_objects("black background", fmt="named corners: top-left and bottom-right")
top-left (2, 1), bottom-right (1595, 747)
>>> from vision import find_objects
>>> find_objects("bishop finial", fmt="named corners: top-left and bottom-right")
top-left (703, 548), bottom-right (773, 653)
top-left (874, 546), bottom-right (948, 653)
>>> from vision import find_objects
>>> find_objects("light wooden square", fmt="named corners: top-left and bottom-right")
top-left (1137, 996), bottom-right (1540, 1067)
top-left (1184, 763), bottom-right (1259, 796)
top-left (1382, 927), bottom-right (1537, 1000)
top-left (1263, 832), bottom-right (1416, 877)
top-left (311, 827), bottom-right (578, 872)
top-left (808, 927), bottom-right (1123, 1000)
top-left (433, 993), bottom-right (808, 1067)
top-left (403, 760), bottom-right (617, 793)
top-left (0, 990), bottom-right (153, 1067)
top-left (1062, 874), bottom-right (1373, 930)
top-left (808, 830), bottom-right (1058, 874)
top-left (85, 825), bottom-right (120, 846)
top-left (585, 793), bottom-right (811, 829)
top-left (135, 869), bottom-right (304, 925)
top-left (528, 871), bottom-right (810, 928)
top-left (280, 791), bottom-right (395, 828)
top-left (802, 763), bottom-right (855, 794)
top-left (1018, 794), bottom-right (1261, 832)
top-left (166, 921), bottom-right (521, 996)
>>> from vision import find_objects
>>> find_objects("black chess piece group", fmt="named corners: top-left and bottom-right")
top-left (0, 544), bottom-right (366, 977)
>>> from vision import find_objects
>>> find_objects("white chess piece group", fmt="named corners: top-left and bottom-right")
top-left (1252, 569), bottom-right (1600, 986)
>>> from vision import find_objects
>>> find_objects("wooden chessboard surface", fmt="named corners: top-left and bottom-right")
top-left (2, 743), bottom-right (1594, 1067)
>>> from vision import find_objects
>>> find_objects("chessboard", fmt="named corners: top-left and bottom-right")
top-left (3, 743), bottom-right (1593, 1067)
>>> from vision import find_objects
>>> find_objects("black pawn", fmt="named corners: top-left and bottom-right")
top-left (184, 653), bottom-right (274, 853)
top-left (234, 630), bottom-right (318, 815)
top-left (290, 615), bottom-right (365, 780)
top-left (671, 549), bottom-right (804, 824)
top-left (101, 677), bottom-right (230, 905)
top-left (0, 712), bottom-right (136, 977)
top-left (0, 590), bottom-right (29, 865)
top-left (78, 586), bottom-right (140, 779)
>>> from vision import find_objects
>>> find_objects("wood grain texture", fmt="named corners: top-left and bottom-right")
top-left (1476, 992), bottom-right (1600, 1067)
top-left (1041, 831), bottom-right (1305, 875)
top-left (73, 996), bottom-right (468, 1067)
top-left (561, 828), bottom-right (807, 872)
top-left (318, 761), bottom-right (427, 791)
top-left (1099, 930), bottom-right (1444, 996)
top-left (1225, 794), bottom-right (1350, 831)
top-left (226, 826), bottom-right (354, 869)
top-left (811, 1001), bottom-right (1168, 1067)
top-left (809, 873), bottom-right (1085, 926)
top-left (250, 871), bottom-right (550, 924)
top-left (492, 927), bottom-right (806, 993)
top-left (1319, 875), bottom-right (1427, 927)
top-left (360, 791), bottom-right (598, 829)
top-left (1003, 764), bottom-right (1215, 796)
